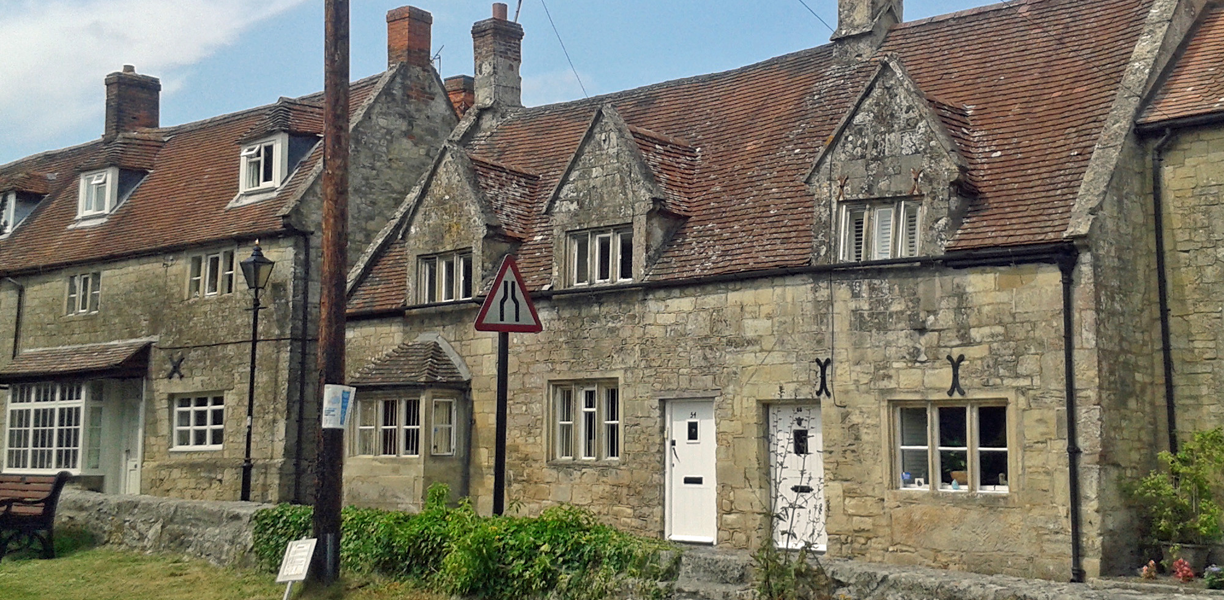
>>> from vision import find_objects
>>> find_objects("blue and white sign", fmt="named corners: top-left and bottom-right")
top-left (321, 384), bottom-right (355, 429)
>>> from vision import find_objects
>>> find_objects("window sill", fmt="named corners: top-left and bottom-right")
top-left (405, 299), bottom-right (479, 313)
top-left (228, 187), bottom-right (281, 208)
top-left (887, 487), bottom-right (1013, 505)
top-left (348, 454), bottom-right (424, 461)
top-left (63, 311), bottom-right (99, 318)
top-left (3, 468), bottom-right (81, 476)
top-left (169, 446), bottom-right (224, 453)
top-left (68, 214), bottom-right (109, 229)
top-left (547, 458), bottom-right (622, 468)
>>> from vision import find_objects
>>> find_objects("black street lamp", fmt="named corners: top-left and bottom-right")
top-left (239, 242), bottom-right (275, 502)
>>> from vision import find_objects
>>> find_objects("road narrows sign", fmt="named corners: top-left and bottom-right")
top-left (474, 256), bottom-right (542, 333)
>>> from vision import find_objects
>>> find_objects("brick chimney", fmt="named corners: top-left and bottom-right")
top-left (832, 0), bottom-right (902, 41)
top-left (445, 75), bottom-right (476, 118)
top-left (387, 6), bottom-right (433, 70)
top-left (104, 65), bottom-right (160, 140)
top-left (472, 3), bottom-right (523, 108)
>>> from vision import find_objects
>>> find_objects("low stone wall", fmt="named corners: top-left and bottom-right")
top-left (55, 490), bottom-right (272, 567)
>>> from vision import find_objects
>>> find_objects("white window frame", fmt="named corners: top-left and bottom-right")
top-left (172, 394), bottom-right (225, 451)
top-left (350, 395), bottom-right (422, 458)
top-left (188, 249), bottom-right (236, 299)
top-left (417, 250), bottom-right (473, 304)
top-left (238, 133), bottom-right (288, 194)
top-left (0, 191), bottom-right (13, 236)
top-left (77, 168), bottom-right (117, 218)
top-left (431, 397), bottom-right (455, 456)
top-left (569, 227), bottom-right (633, 287)
top-left (551, 381), bottom-right (620, 461)
top-left (893, 400), bottom-right (1009, 494)
top-left (840, 200), bottom-right (921, 262)
top-left (4, 382), bottom-right (99, 474)
top-left (66, 272), bottom-right (102, 315)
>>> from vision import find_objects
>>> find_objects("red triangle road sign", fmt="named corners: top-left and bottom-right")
top-left (474, 256), bottom-right (542, 333)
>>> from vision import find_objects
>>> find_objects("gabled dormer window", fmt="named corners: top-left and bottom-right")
top-left (418, 250), bottom-right (473, 304)
top-left (239, 134), bottom-right (288, 194)
top-left (77, 168), bottom-right (117, 219)
top-left (840, 200), bottom-right (921, 262)
top-left (569, 226), bottom-right (633, 287)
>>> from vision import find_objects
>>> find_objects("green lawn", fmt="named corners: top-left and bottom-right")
top-left (0, 528), bottom-right (442, 600)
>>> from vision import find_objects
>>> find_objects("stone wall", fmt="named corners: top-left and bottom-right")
top-left (1161, 124), bottom-right (1224, 433)
top-left (56, 489), bottom-right (269, 567)
top-left (346, 260), bottom-right (1087, 579)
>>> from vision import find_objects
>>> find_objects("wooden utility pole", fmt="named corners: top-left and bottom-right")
top-left (312, 0), bottom-right (349, 585)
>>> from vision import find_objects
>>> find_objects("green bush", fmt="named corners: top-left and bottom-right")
top-left (250, 484), bottom-right (673, 600)
top-left (1125, 428), bottom-right (1224, 546)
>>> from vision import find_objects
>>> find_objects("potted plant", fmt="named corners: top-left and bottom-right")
top-left (1126, 428), bottom-right (1224, 573)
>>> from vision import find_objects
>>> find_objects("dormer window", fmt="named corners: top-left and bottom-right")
top-left (0, 191), bottom-right (38, 236)
top-left (77, 168), bottom-right (117, 218)
top-left (417, 250), bottom-right (473, 304)
top-left (840, 200), bottom-right (921, 262)
top-left (239, 134), bottom-right (288, 193)
top-left (569, 226), bottom-right (633, 287)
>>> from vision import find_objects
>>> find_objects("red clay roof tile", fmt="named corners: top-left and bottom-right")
top-left (1139, 4), bottom-right (1224, 124)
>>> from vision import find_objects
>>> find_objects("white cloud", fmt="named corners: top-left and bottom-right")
top-left (521, 69), bottom-right (595, 107)
top-left (0, 0), bottom-right (307, 154)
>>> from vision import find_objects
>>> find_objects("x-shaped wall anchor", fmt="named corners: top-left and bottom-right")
top-left (946, 354), bottom-right (966, 397)
top-left (167, 354), bottom-right (185, 380)
top-left (815, 358), bottom-right (832, 398)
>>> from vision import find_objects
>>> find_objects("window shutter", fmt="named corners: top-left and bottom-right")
top-left (903, 204), bottom-right (919, 257)
top-left (873, 207), bottom-right (894, 260)
top-left (846, 208), bottom-right (867, 262)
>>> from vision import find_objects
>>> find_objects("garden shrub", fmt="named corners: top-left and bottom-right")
top-left (250, 483), bottom-right (673, 600)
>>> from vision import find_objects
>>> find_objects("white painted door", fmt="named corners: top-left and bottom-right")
top-left (121, 394), bottom-right (143, 495)
top-left (666, 400), bottom-right (717, 543)
top-left (769, 404), bottom-right (826, 551)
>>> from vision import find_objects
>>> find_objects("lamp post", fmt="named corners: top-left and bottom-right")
top-left (239, 242), bottom-right (275, 502)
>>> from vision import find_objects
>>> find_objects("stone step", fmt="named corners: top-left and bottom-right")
top-left (675, 546), bottom-right (755, 586)
top-left (672, 580), bottom-right (756, 600)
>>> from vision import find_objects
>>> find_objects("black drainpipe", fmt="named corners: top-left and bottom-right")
top-left (1059, 249), bottom-right (1085, 584)
top-left (1151, 129), bottom-right (1178, 453)
top-left (293, 232), bottom-right (312, 504)
top-left (5, 277), bottom-right (23, 359)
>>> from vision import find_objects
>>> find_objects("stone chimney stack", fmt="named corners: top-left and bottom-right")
top-left (832, 0), bottom-right (902, 42)
top-left (104, 65), bottom-right (160, 140)
top-left (387, 6), bottom-right (433, 70)
top-left (445, 75), bottom-right (476, 118)
top-left (472, 2), bottom-right (523, 108)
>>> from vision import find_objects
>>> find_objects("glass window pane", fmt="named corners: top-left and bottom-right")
top-left (206, 254), bottom-right (220, 294)
top-left (979, 406), bottom-right (1007, 448)
top-left (980, 450), bottom-right (1008, 488)
top-left (596, 234), bottom-right (612, 281)
top-left (939, 450), bottom-right (969, 489)
top-left (261, 145), bottom-right (274, 183)
top-left (899, 407), bottom-right (926, 446)
top-left (442, 257), bottom-right (456, 301)
top-left (460, 255), bottom-right (473, 299)
top-left (211, 429), bottom-right (224, 446)
top-left (194, 430), bottom-right (207, 446)
top-left (359, 401), bottom-right (376, 427)
top-left (938, 406), bottom-right (967, 448)
top-left (212, 408), bottom-right (224, 426)
top-left (177, 411), bottom-right (190, 427)
top-left (574, 235), bottom-right (589, 284)
top-left (847, 209), bottom-right (866, 262)
top-left (900, 449), bottom-right (929, 487)
top-left (359, 429), bottom-right (375, 456)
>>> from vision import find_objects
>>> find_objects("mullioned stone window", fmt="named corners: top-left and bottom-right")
top-left (552, 381), bottom-right (620, 461)
top-left (187, 249), bottom-right (236, 298)
top-left (417, 249), bottom-right (473, 304)
top-left (894, 400), bottom-right (1009, 493)
top-left (354, 394), bottom-right (422, 457)
top-left (840, 198), bottom-right (921, 262)
top-left (65, 271), bottom-right (102, 315)
top-left (568, 226), bottom-right (632, 287)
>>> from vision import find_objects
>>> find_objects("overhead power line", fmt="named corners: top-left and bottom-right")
top-left (539, 0), bottom-right (589, 98)
top-left (796, 0), bottom-right (836, 33)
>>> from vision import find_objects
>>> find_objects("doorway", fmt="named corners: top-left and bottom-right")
top-left (768, 403), bottom-right (825, 551)
top-left (666, 399), bottom-right (717, 543)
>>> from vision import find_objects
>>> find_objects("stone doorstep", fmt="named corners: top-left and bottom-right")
top-left (668, 545), bottom-right (1224, 600)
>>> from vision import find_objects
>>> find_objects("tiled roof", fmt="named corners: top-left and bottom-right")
top-left (0, 339), bottom-right (151, 382)
top-left (1139, 3), bottom-right (1224, 125)
top-left (0, 75), bottom-right (382, 275)
top-left (470, 156), bottom-right (540, 239)
top-left (348, 237), bottom-right (408, 313)
top-left (350, 0), bottom-right (1154, 309)
top-left (349, 341), bottom-right (468, 386)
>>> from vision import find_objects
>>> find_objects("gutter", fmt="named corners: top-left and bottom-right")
top-left (1058, 249), bottom-right (1086, 584)
top-left (4, 277), bottom-right (23, 359)
top-left (1151, 129), bottom-right (1178, 453)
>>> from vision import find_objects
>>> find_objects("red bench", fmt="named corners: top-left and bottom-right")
top-left (0, 472), bottom-right (71, 559)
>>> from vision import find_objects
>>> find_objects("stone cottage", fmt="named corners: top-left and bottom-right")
top-left (341, 0), bottom-right (1224, 581)
top-left (0, 6), bottom-right (457, 503)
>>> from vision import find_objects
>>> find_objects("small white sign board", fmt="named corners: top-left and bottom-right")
top-left (277, 537), bottom-right (317, 583)
top-left (321, 384), bottom-right (355, 429)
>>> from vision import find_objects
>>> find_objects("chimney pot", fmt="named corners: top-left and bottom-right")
top-left (104, 67), bottom-right (160, 140)
top-left (472, 5), bottom-right (524, 107)
top-left (386, 5), bottom-right (433, 70)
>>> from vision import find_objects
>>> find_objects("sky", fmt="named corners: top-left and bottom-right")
top-left (0, 0), bottom-right (997, 167)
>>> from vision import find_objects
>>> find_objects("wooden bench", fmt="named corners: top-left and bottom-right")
top-left (0, 472), bottom-right (71, 560)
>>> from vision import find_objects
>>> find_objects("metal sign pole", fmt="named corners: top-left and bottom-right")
top-left (493, 331), bottom-right (509, 515)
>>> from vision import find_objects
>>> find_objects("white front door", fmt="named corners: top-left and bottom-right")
top-left (666, 400), bottom-right (717, 543)
top-left (769, 404), bottom-right (826, 551)
top-left (120, 393), bottom-right (143, 495)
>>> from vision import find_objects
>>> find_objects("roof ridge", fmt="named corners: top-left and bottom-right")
top-left (892, 0), bottom-right (1040, 31)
